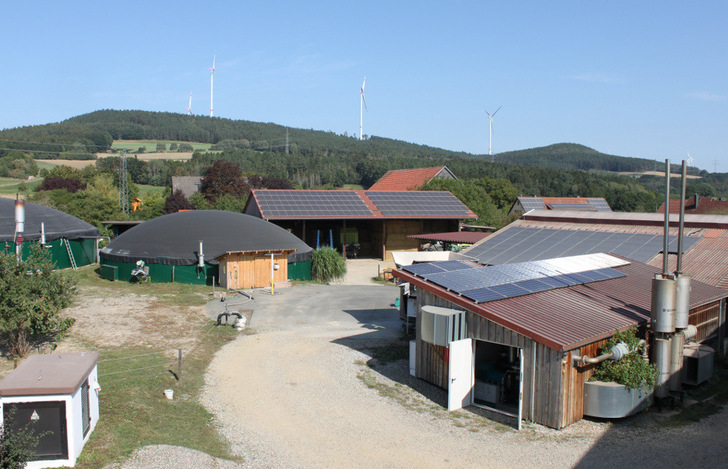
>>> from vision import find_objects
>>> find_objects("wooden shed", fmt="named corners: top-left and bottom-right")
top-left (217, 249), bottom-right (294, 289)
top-left (0, 352), bottom-right (100, 468)
top-left (394, 254), bottom-right (727, 429)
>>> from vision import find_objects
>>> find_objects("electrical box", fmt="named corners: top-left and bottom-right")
top-left (420, 306), bottom-right (466, 346)
top-left (682, 343), bottom-right (714, 386)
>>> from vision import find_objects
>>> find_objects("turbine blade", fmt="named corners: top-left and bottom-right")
top-left (362, 94), bottom-right (367, 111)
top-left (492, 105), bottom-right (502, 116)
top-left (361, 76), bottom-right (366, 92)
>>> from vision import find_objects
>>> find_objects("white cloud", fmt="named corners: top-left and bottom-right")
top-left (685, 91), bottom-right (726, 102)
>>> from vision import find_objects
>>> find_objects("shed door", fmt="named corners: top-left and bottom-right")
top-left (518, 350), bottom-right (524, 430)
top-left (3, 401), bottom-right (68, 461)
top-left (448, 338), bottom-right (474, 411)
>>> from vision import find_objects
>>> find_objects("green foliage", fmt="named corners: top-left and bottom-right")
top-left (0, 153), bottom-right (38, 179)
top-left (0, 409), bottom-right (43, 469)
top-left (421, 178), bottom-right (508, 229)
top-left (311, 247), bottom-right (347, 283)
top-left (0, 246), bottom-right (77, 357)
top-left (155, 142), bottom-right (166, 152)
top-left (590, 328), bottom-right (657, 389)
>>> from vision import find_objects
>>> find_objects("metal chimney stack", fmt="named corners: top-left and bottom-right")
top-left (14, 195), bottom-right (25, 261)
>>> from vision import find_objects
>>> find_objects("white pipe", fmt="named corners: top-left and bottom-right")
top-left (573, 342), bottom-right (631, 366)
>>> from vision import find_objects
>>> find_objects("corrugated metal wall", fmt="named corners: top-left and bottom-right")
top-left (4, 238), bottom-right (96, 269)
top-left (99, 259), bottom-right (218, 285)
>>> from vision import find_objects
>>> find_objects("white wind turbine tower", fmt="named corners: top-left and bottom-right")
top-left (359, 76), bottom-right (367, 140)
top-left (186, 93), bottom-right (192, 115)
top-left (485, 106), bottom-right (502, 162)
top-left (209, 52), bottom-right (216, 117)
top-left (687, 152), bottom-right (694, 166)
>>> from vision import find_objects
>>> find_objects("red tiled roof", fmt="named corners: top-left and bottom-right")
top-left (368, 166), bottom-right (453, 191)
top-left (408, 231), bottom-right (490, 244)
top-left (657, 196), bottom-right (728, 215)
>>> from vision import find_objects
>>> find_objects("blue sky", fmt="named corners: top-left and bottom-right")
top-left (2, 1), bottom-right (726, 172)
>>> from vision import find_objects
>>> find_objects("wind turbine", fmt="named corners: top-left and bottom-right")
top-left (186, 93), bottom-right (192, 115)
top-left (359, 76), bottom-right (367, 141)
top-left (687, 152), bottom-right (694, 166)
top-left (209, 52), bottom-right (216, 117)
top-left (485, 106), bottom-right (502, 162)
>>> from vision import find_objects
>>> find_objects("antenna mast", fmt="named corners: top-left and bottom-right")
top-left (119, 150), bottom-right (129, 214)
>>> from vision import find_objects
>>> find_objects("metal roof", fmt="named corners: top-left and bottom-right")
top-left (0, 352), bottom-right (99, 396)
top-left (395, 259), bottom-right (727, 351)
top-left (0, 198), bottom-right (99, 242)
top-left (467, 213), bottom-right (728, 290)
top-left (245, 189), bottom-right (477, 220)
top-left (407, 231), bottom-right (490, 244)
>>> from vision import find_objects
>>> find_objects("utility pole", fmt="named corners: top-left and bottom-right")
top-left (119, 150), bottom-right (129, 214)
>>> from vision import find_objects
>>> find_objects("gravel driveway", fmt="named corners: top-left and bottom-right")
top-left (119, 283), bottom-right (728, 468)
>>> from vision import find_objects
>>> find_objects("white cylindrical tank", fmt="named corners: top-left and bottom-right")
top-left (651, 276), bottom-right (676, 333)
top-left (675, 275), bottom-right (691, 329)
top-left (654, 337), bottom-right (672, 398)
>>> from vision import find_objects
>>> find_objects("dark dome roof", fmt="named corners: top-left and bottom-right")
top-left (0, 197), bottom-right (99, 243)
top-left (100, 210), bottom-right (312, 265)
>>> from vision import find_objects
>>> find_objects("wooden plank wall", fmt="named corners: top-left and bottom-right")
top-left (690, 301), bottom-right (722, 342)
top-left (384, 220), bottom-right (422, 261)
top-left (220, 253), bottom-right (289, 289)
top-left (415, 289), bottom-right (617, 429)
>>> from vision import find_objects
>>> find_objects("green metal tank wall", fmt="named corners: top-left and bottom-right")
top-left (3, 238), bottom-right (96, 269)
top-left (288, 260), bottom-right (312, 281)
top-left (99, 259), bottom-right (219, 285)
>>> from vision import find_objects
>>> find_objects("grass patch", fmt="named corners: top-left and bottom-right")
top-left (137, 184), bottom-right (166, 198)
top-left (368, 340), bottom-right (409, 366)
top-left (0, 177), bottom-right (42, 194)
top-left (111, 140), bottom-right (213, 152)
top-left (76, 324), bottom-right (240, 467)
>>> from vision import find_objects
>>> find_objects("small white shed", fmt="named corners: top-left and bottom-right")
top-left (0, 352), bottom-right (100, 468)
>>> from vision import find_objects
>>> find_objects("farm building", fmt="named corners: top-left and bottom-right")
top-left (657, 194), bottom-right (728, 215)
top-left (0, 352), bottom-right (100, 468)
top-left (393, 254), bottom-right (728, 429)
top-left (99, 210), bottom-right (312, 286)
top-left (0, 197), bottom-right (99, 269)
top-left (464, 210), bottom-right (728, 291)
top-left (244, 189), bottom-right (477, 261)
top-left (368, 166), bottom-right (457, 191)
top-left (508, 197), bottom-right (612, 217)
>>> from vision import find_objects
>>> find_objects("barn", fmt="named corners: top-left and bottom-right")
top-left (393, 253), bottom-right (728, 429)
top-left (244, 189), bottom-right (477, 261)
top-left (99, 210), bottom-right (312, 286)
top-left (0, 197), bottom-right (99, 269)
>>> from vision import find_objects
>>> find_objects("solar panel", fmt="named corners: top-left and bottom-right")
top-left (365, 191), bottom-right (474, 218)
top-left (464, 227), bottom-right (699, 265)
top-left (435, 260), bottom-right (474, 271)
top-left (518, 198), bottom-right (546, 211)
top-left (586, 198), bottom-right (613, 212)
top-left (255, 190), bottom-right (374, 218)
top-left (460, 287), bottom-right (506, 303)
top-left (402, 263), bottom-right (445, 276)
top-left (548, 203), bottom-right (596, 211)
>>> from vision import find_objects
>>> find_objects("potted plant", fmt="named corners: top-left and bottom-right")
top-left (583, 328), bottom-right (657, 418)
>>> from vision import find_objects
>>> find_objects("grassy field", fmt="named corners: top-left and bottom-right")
top-left (68, 268), bottom-right (241, 467)
top-left (137, 184), bottom-right (167, 198)
top-left (111, 140), bottom-right (213, 152)
top-left (0, 177), bottom-right (42, 194)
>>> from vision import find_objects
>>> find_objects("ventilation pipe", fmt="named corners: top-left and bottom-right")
top-left (652, 159), bottom-right (677, 399)
top-left (669, 160), bottom-right (692, 392)
top-left (40, 222), bottom-right (46, 246)
top-left (573, 341), bottom-right (636, 366)
top-left (198, 241), bottom-right (205, 268)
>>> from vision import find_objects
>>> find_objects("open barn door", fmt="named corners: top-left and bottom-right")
top-left (448, 339), bottom-right (474, 411)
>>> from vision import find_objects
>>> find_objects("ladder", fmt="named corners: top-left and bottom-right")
top-left (63, 238), bottom-right (78, 270)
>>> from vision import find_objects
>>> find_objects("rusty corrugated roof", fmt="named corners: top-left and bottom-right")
top-left (395, 260), bottom-right (727, 351)
top-left (466, 212), bottom-right (728, 290)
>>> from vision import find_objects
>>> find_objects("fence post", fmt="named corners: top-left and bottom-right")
top-left (177, 348), bottom-right (182, 381)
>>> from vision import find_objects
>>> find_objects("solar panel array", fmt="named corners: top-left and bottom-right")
top-left (255, 191), bottom-right (374, 218)
top-left (548, 203), bottom-right (596, 211)
top-left (463, 226), bottom-right (701, 265)
top-left (518, 198), bottom-right (547, 211)
top-left (586, 198), bottom-right (613, 212)
top-left (402, 255), bottom-right (627, 304)
top-left (364, 191), bottom-right (474, 218)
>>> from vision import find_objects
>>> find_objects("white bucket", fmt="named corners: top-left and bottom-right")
top-left (164, 389), bottom-right (174, 400)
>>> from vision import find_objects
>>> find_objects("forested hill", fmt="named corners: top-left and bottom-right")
top-left (0, 109), bottom-right (711, 179)
top-left (494, 143), bottom-right (701, 175)
top-left (0, 109), bottom-right (473, 161)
